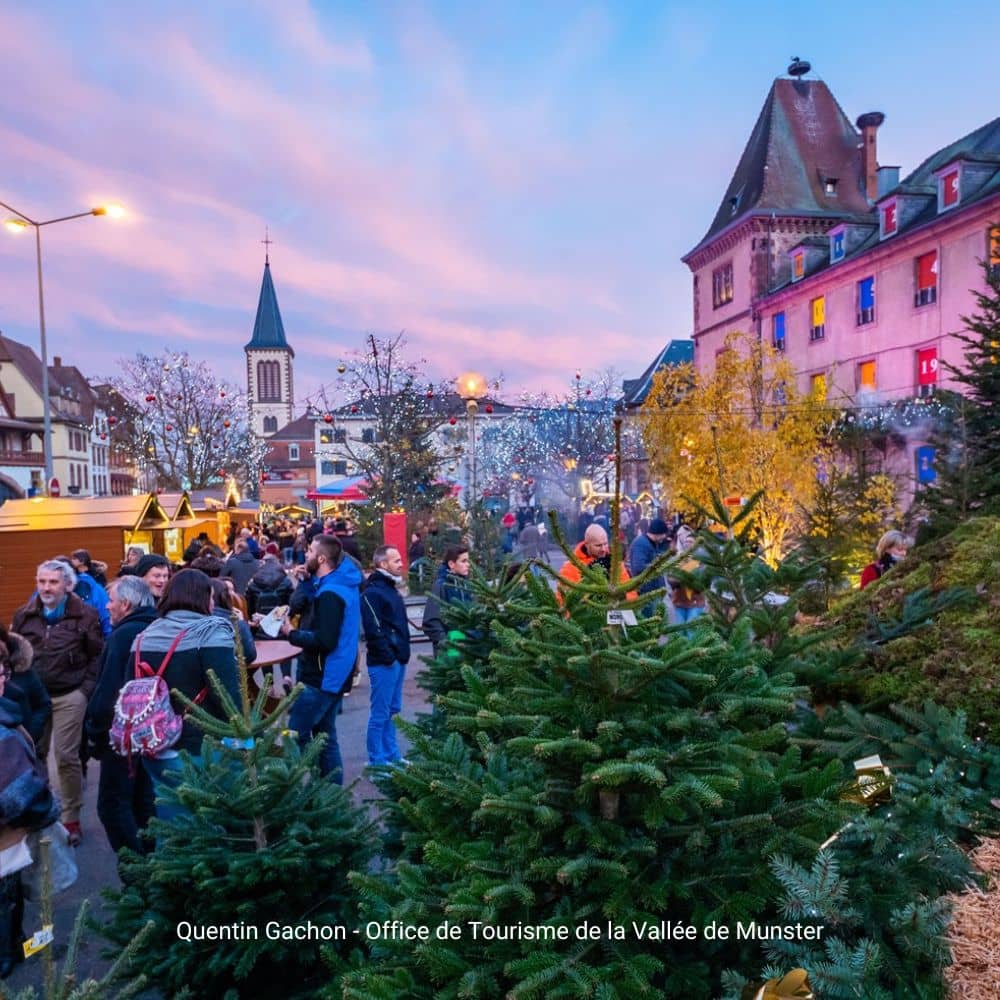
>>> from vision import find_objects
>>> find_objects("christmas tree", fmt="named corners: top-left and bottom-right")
top-left (101, 670), bottom-right (375, 1000)
top-left (919, 255), bottom-right (1000, 537)
top-left (341, 501), bottom-right (1000, 999)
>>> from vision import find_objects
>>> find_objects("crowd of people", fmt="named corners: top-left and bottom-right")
top-left (0, 504), bottom-right (904, 976)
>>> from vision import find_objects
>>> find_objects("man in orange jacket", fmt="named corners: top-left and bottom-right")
top-left (558, 524), bottom-right (637, 601)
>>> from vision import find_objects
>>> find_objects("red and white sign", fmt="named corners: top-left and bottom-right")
top-left (917, 347), bottom-right (938, 386)
top-left (882, 202), bottom-right (897, 237)
top-left (47, 477), bottom-right (60, 497)
top-left (917, 251), bottom-right (938, 290)
top-left (942, 169), bottom-right (959, 207)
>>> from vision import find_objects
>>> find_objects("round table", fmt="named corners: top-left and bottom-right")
top-left (251, 639), bottom-right (299, 668)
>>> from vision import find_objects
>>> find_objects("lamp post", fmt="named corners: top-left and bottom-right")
top-left (1, 198), bottom-right (124, 491)
top-left (455, 371), bottom-right (487, 512)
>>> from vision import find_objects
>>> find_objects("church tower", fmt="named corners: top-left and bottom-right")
top-left (245, 240), bottom-right (294, 438)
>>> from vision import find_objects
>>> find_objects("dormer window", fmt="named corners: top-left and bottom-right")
top-left (937, 165), bottom-right (960, 212)
top-left (824, 177), bottom-right (838, 196)
top-left (791, 251), bottom-right (805, 282)
top-left (830, 229), bottom-right (845, 263)
top-left (880, 199), bottom-right (898, 239)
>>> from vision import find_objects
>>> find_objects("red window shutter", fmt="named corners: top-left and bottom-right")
top-left (917, 347), bottom-right (938, 386)
top-left (917, 251), bottom-right (938, 289)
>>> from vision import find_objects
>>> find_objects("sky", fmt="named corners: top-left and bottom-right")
top-left (2, 0), bottom-right (999, 409)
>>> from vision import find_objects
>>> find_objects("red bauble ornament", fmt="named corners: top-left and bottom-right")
top-left (165, 424), bottom-right (173, 432)
top-left (219, 391), bottom-right (226, 398)
top-left (100, 433), bottom-right (107, 440)
top-left (323, 413), bottom-right (334, 423)
top-left (449, 416), bottom-right (457, 425)
top-left (261, 473), bottom-right (269, 481)
top-left (223, 420), bottom-right (231, 428)
top-left (350, 405), bottom-right (358, 414)
top-left (108, 415), bottom-right (117, 426)
top-left (218, 469), bottom-right (225, 477)
top-left (586, 388), bottom-right (592, 396)
top-left (156, 487), bottom-right (163, 494)
top-left (574, 371), bottom-right (581, 380)
top-left (145, 394), bottom-right (156, 402)
top-left (426, 390), bottom-right (434, 399)
top-left (485, 404), bottom-right (493, 414)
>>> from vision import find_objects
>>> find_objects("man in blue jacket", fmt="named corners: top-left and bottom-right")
top-left (360, 545), bottom-right (410, 767)
top-left (281, 535), bottom-right (362, 783)
top-left (626, 518), bottom-right (672, 619)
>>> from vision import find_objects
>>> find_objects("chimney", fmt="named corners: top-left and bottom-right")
top-left (856, 112), bottom-right (885, 203)
top-left (53, 356), bottom-right (62, 367)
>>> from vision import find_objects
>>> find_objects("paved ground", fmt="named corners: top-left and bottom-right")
top-left (4, 615), bottom-right (434, 995)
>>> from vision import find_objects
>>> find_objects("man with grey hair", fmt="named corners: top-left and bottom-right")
top-left (12, 560), bottom-right (104, 845)
top-left (85, 575), bottom-right (158, 856)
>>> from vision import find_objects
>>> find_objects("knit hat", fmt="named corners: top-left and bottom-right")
top-left (264, 541), bottom-right (280, 556)
top-left (135, 554), bottom-right (171, 579)
top-left (648, 518), bottom-right (669, 536)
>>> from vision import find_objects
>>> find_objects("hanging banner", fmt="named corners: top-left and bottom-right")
top-left (383, 512), bottom-right (409, 572)
top-left (811, 297), bottom-right (825, 328)
top-left (916, 446), bottom-right (937, 484)
top-left (917, 347), bottom-right (938, 386)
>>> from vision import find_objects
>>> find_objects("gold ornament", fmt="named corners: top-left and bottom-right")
top-left (843, 754), bottom-right (894, 808)
top-left (741, 968), bottom-right (814, 1000)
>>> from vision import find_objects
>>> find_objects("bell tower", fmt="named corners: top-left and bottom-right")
top-left (245, 234), bottom-right (294, 438)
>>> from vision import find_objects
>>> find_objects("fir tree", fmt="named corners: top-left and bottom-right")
top-left (920, 254), bottom-right (1000, 536)
top-left (101, 673), bottom-right (376, 1000)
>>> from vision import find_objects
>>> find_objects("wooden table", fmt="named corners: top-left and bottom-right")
top-left (251, 639), bottom-right (299, 668)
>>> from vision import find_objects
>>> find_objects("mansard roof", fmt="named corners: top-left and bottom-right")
top-left (686, 77), bottom-right (871, 259)
top-left (244, 262), bottom-right (293, 356)
top-left (622, 339), bottom-right (694, 408)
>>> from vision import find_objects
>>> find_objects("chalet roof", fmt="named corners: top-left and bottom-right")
top-left (244, 262), bottom-right (293, 355)
top-left (330, 391), bottom-right (514, 419)
top-left (622, 340), bottom-right (694, 408)
top-left (0, 334), bottom-right (92, 424)
top-left (0, 494), bottom-right (170, 533)
top-left (686, 78), bottom-right (871, 259)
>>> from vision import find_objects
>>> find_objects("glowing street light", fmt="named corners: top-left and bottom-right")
top-left (1, 198), bottom-right (125, 489)
top-left (456, 371), bottom-right (487, 510)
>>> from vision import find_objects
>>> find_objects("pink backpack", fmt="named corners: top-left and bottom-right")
top-left (110, 629), bottom-right (201, 761)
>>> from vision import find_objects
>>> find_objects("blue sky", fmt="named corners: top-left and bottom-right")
top-left (1, 1), bottom-right (998, 406)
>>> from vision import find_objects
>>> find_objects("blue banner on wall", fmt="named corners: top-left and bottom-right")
top-left (916, 445), bottom-right (937, 483)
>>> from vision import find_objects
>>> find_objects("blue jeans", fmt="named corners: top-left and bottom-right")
top-left (288, 685), bottom-right (344, 783)
top-left (674, 605), bottom-right (705, 624)
top-left (367, 661), bottom-right (405, 765)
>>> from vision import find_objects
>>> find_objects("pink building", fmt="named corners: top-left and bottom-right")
top-left (682, 63), bottom-right (1000, 484)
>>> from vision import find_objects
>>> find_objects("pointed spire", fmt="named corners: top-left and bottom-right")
top-left (244, 250), bottom-right (293, 355)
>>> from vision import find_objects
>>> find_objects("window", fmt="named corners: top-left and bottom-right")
top-left (257, 361), bottom-right (282, 402)
top-left (263, 416), bottom-right (278, 433)
top-left (334, 461), bottom-right (347, 476)
top-left (712, 262), bottom-right (734, 308)
top-left (880, 200), bottom-right (897, 238)
top-left (830, 230), bottom-right (845, 262)
top-left (334, 429), bottom-right (346, 443)
top-left (809, 296), bottom-right (825, 341)
top-left (990, 225), bottom-right (1000, 279)
top-left (917, 346), bottom-right (938, 397)
top-left (916, 445), bottom-right (937, 484)
top-left (361, 428), bottom-right (375, 444)
top-left (288, 444), bottom-right (299, 461)
top-left (810, 373), bottom-right (827, 398)
top-left (915, 251), bottom-right (938, 306)
top-left (858, 360), bottom-right (877, 392)
top-left (772, 312), bottom-right (786, 352)
top-left (319, 428), bottom-right (334, 444)
top-left (824, 177), bottom-right (839, 196)
top-left (791, 252), bottom-right (805, 282)
top-left (857, 276), bottom-right (876, 325)
top-left (938, 168), bottom-right (960, 211)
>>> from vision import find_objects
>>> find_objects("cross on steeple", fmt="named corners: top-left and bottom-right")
top-left (261, 227), bottom-right (274, 265)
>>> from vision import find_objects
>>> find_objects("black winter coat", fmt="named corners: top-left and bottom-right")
top-left (361, 571), bottom-right (410, 667)
top-left (245, 561), bottom-right (294, 617)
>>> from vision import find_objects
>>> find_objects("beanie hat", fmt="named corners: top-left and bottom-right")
top-left (648, 518), bottom-right (669, 535)
top-left (135, 554), bottom-right (171, 579)
top-left (264, 541), bottom-right (280, 556)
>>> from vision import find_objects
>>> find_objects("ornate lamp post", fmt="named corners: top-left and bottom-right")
top-left (455, 371), bottom-right (487, 510)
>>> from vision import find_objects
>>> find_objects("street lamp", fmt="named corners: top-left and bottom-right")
top-left (1, 197), bottom-right (125, 491)
top-left (455, 371), bottom-right (487, 510)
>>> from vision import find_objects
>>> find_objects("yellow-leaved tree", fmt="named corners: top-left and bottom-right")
top-left (642, 332), bottom-right (835, 565)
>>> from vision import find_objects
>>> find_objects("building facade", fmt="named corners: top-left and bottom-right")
top-left (259, 413), bottom-right (317, 507)
top-left (683, 65), bottom-right (1000, 484)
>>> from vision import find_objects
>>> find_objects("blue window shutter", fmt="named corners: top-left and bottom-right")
top-left (859, 277), bottom-right (875, 310)
top-left (774, 312), bottom-right (785, 341)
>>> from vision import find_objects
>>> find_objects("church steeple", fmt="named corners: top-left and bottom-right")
top-left (245, 235), bottom-right (295, 438)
